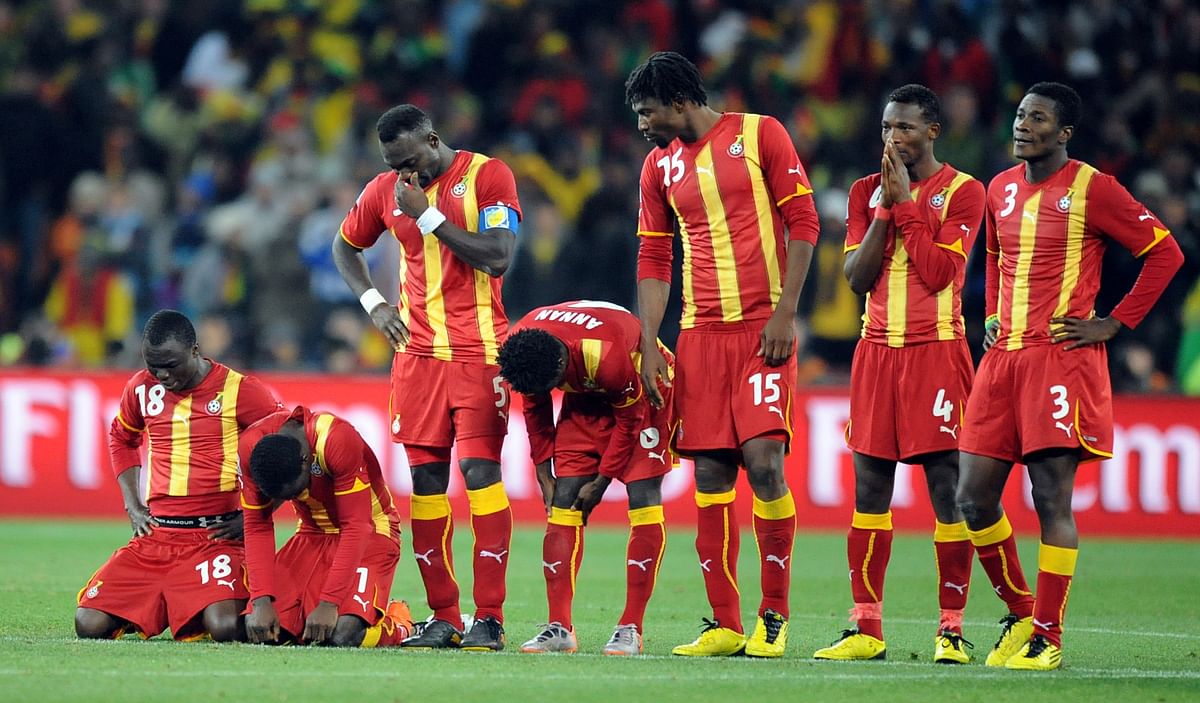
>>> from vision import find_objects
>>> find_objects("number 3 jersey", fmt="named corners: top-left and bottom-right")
top-left (109, 362), bottom-right (281, 517)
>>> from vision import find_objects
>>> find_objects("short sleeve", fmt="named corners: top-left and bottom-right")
top-left (844, 176), bottom-right (876, 252)
top-left (637, 152), bottom-right (674, 238)
top-left (476, 158), bottom-right (523, 223)
top-left (338, 174), bottom-right (391, 250)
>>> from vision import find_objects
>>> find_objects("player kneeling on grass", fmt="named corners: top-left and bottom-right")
top-left (498, 301), bottom-right (677, 656)
top-left (239, 406), bottom-right (413, 647)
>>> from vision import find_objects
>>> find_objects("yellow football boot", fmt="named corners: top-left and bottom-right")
top-left (744, 609), bottom-right (788, 658)
top-left (985, 614), bottom-right (1034, 667)
top-left (672, 618), bottom-right (746, 657)
top-left (933, 630), bottom-right (973, 664)
top-left (812, 629), bottom-right (886, 661)
top-left (1005, 635), bottom-right (1062, 671)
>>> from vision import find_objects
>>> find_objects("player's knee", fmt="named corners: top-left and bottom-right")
top-left (75, 608), bottom-right (115, 639)
top-left (744, 464), bottom-right (787, 498)
top-left (460, 459), bottom-right (502, 491)
top-left (410, 464), bottom-right (451, 495)
top-left (203, 608), bottom-right (243, 643)
top-left (955, 491), bottom-right (986, 527)
top-left (1029, 482), bottom-right (1071, 522)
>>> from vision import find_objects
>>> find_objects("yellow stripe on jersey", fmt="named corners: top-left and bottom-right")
top-left (168, 397), bottom-right (192, 495)
top-left (334, 476), bottom-right (371, 496)
top-left (369, 487), bottom-right (391, 536)
top-left (299, 489), bottom-right (339, 533)
top-left (637, 230), bottom-right (673, 238)
top-left (422, 183), bottom-right (451, 361)
top-left (885, 186), bottom-right (919, 348)
top-left (1053, 164), bottom-right (1097, 321)
top-left (1136, 226), bottom-right (1172, 258)
top-left (116, 410), bottom-right (142, 433)
top-left (581, 338), bottom-right (603, 387)
top-left (672, 196), bottom-right (698, 329)
top-left (462, 154), bottom-right (500, 364)
top-left (1007, 191), bottom-right (1043, 350)
top-left (218, 373), bottom-right (243, 491)
top-left (313, 413), bottom-right (335, 473)
top-left (935, 172), bottom-right (975, 341)
top-left (741, 114), bottom-right (782, 307)
top-left (694, 143), bottom-right (744, 323)
top-left (395, 231), bottom-right (412, 334)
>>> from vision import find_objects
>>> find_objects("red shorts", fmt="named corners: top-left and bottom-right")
top-left (77, 528), bottom-right (249, 640)
top-left (269, 531), bottom-right (401, 637)
top-left (553, 384), bottom-right (677, 484)
top-left (389, 353), bottom-right (509, 460)
top-left (959, 343), bottom-right (1112, 463)
top-left (674, 322), bottom-right (796, 454)
top-left (847, 339), bottom-right (974, 462)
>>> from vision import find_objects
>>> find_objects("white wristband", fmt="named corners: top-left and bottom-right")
top-left (359, 288), bottom-right (387, 314)
top-left (416, 206), bottom-right (447, 235)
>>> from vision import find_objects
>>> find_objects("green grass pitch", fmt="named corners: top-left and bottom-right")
top-left (0, 519), bottom-right (1197, 702)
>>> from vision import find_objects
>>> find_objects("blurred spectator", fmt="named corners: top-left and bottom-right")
top-left (42, 241), bottom-right (134, 367)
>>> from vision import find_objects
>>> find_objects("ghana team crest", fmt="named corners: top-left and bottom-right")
top-left (451, 180), bottom-right (469, 197)
top-left (1056, 189), bottom-right (1074, 212)
top-left (206, 394), bottom-right (223, 414)
top-left (86, 581), bottom-right (102, 599)
top-left (728, 135), bottom-right (745, 157)
top-left (309, 461), bottom-right (323, 476)
top-left (929, 188), bottom-right (948, 208)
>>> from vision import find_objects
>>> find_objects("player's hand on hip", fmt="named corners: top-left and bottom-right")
top-left (304, 601), bottom-right (339, 644)
top-left (207, 512), bottom-right (243, 541)
top-left (393, 173), bottom-right (428, 218)
top-left (534, 461), bottom-right (556, 518)
top-left (572, 476), bottom-right (611, 526)
top-left (639, 342), bottom-right (670, 409)
top-left (1050, 315), bottom-right (1122, 350)
top-left (759, 311), bottom-right (797, 367)
top-left (124, 501), bottom-right (157, 537)
top-left (368, 303), bottom-right (410, 350)
top-left (247, 597), bottom-right (281, 644)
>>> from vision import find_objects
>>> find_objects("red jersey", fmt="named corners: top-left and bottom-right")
top-left (109, 361), bottom-right (280, 516)
top-left (845, 165), bottom-right (984, 346)
top-left (239, 407), bottom-right (401, 604)
top-left (986, 159), bottom-right (1174, 350)
top-left (637, 112), bottom-right (820, 329)
top-left (339, 150), bottom-right (522, 364)
top-left (512, 300), bottom-right (648, 479)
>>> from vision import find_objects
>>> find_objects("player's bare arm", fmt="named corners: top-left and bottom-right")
top-left (394, 174), bottom-right (516, 277)
top-left (636, 278), bottom-right (672, 408)
top-left (331, 236), bottom-right (410, 349)
top-left (572, 475), bottom-right (612, 525)
top-left (205, 512), bottom-right (243, 541)
top-left (247, 596), bottom-right (281, 644)
top-left (760, 240), bottom-right (813, 367)
top-left (1049, 315), bottom-right (1122, 350)
top-left (115, 465), bottom-right (157, 537)
top-left (535, 460), bottom-right (555, 518)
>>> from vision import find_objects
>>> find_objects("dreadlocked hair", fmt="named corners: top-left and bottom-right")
top-left (498, 328), bottom-right (564, 395)
top-left (625, 51), bottom-right (707, 107)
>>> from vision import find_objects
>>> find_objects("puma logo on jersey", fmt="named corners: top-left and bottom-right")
top-left (788, 164), bottom-right (804, 176)
top-left (696, 165), bottom-right (713, 176)
top-left (766, 554), bottom-right (790, 569)
top-left (172, 413), bottom-right (189, 426)
top-left (414, 548), bottom-right (435, 566)
top-left (1033, 618), bottom-right (1056, 630)
top-left (699, 559), bottom-right (712, 573)
top-left (627, 558), bottom-right (653, 572)
top-left (542, 560), bottom-right (562, 574)
top-left (647, 450), bottom-right (667, 465)
top-left (1055, 421), bottom-right (1074, 438)
top-left (1138, 212), bottom-right (1154, 221)
top-left (994, 584), bottom-right (1003, 596)
top-left (942, 581), bottom-right (968, 595)
top-left (479, 549), bottom-right (508, 563)
top-left (353, 594), bottom-right (371, 613)
top-left (215, 578), bottom-right (236, 591)
top-left (1022, 210), bottom-right (1037, 222)
top-left (959, 224), bottom-right (971, 234)
top-left (940, 424), bottom-right (958, 439)
top-left (622, 381), bottom-right (636, 395)
top-left (767, 406), bottom-right (784, 420)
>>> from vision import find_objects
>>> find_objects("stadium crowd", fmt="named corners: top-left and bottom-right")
top-left (1, 0), bottom-right (1197, 391)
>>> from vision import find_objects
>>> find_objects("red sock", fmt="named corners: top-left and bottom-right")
top-left (934, 520), bottom-right (974, 633)
top-left (619, 507), bottom-right (665, 631)
top-left (467, 483), bottom-right (512, 623)
top-left (848, 511), bottom-right (893, 640)
top-left (1032, 543), bottom-right (1077, 647)
top-left (544, 508), bottom-right (584, 629)
top-left (410, 493), bottom-right (461, 626)
top-left (968, 515), bottom-right (1034, 619)
top-left (753, 492), bottom-right (796, 618)
top-left (695, 491), bottom-right (741, 634)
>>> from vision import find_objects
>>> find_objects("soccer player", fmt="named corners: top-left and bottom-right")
top-left (497, 300), bottom-right (676, 656)
top-left (812, 84), bottom-right (983, 664)
top-left (627, 51), bottom-right (820, 658)
top-left (75, 310), bottom-right (281, 641)
top-left (239, 406), bottom-right (413, 647)
top-left (333, 104), bottom-right (521, 650)
top-left (957, 82), bottom-right (1183, 671)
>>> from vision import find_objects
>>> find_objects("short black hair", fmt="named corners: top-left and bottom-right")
top-left (497, 328), bottom-right (563, 395)
top-left (249, 434), bottom-right (304, 499)
top-left (143, 309), bottom-right (196, 348)
top-left (887, 83), bottom-right (941, 124)
top-left (625, 51), bottom-right (707, 107)
top-left (1026, 82), bottom-right (1081, 128)
top-left (377, 104), bottom-right (432, 143)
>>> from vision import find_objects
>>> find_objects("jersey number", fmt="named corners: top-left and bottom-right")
top-left (492, 376), bottom-right (508, 409)
top-left (195, 554), bottom-right (232, 584)
top-left (656, 147), bottom-right (684, 187)
top-left (356, 567), bottom-right (369, 593)
top-left (932, 388), bottom-right (953, 422)
top-left (134, 384), bottom-right (166, 416)
top-left (1049, 385), bottom-right (1070, 420)
top-left (998, 183), bottom-right (1018, 217)
top-left (749, 372), bottom-right (782, 405)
